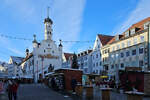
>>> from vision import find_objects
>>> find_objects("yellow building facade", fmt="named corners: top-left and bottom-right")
top-left (101, 17), bottom-right (150, 79)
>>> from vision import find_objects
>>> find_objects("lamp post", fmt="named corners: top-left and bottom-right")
top-left (41, 57), bottom-right (44, 79)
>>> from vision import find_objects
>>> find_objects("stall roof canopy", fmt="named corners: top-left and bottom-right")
top-left (55, 68), bottom-right (83, 71)
top-left (20, 75), bottom-right (33, 79)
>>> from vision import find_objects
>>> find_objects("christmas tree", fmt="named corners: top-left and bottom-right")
top-left (71, 53), bottom-right (79, 69)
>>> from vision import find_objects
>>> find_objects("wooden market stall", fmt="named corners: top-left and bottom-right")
top-left (82, 74), bottom-right (108, 86)
top-left (55, 68), bottom-right (83, 91)
top-left (119, 68), bottom-right (144, 92)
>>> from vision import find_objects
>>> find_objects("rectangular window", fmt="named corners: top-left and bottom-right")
top-left (96, 62), bottom-right (98, 67)
top-left (130, 28), bottom-right (135, 35)
top-left (139, 48), bottom-right (144, 54)
top-left (111, 54), bottom-right (114, 58)
top-left (125, 31), bottom-right (129, 37)
top-left (116, 53), bottom-right (119, 58)
top-left (111, 65), bottom-right (114, 69)
top-left (127, 41), bottom-right (131, 47)
top-left (108, 48), bottom-right (110, 53)
top-left (93, 63), bottom-right (95, 67)
top-left (113, 46), bottom-right (115, 51)
top-left (96, 54), bottom-right (98, 58)
top-left (122, 43), bottom-right (125, 48)
top-left (133, 38), bottom-right (137, 45)
top-left (140, 36), bottom-right (144, 42)
top-left (99, 62), bottom-right (101, 66)
top-left (117, 45), bottom-right (120, 50)
top-left (144, 22), bottom-right (150, 29)
top-left (85, 62), bottom-right (87, 66)
top-left (139, 60), bottom-right (144, 66)
top-left (132, 49), bottom-right (136, 55)
top-left (121, 63), bottom-right (124, 68)
top-left (105, 50), bottom-right (108, 54)
top-left (126, 51), bottom-right (130, 57)
top-left (121, 52), bottom-right (124, 58)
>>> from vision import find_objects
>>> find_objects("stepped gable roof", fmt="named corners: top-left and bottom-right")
top-left (108, 17), bottom-right (150, 44)
top-left (78, 49), bottom-right (92, 55)
top-left (10, 56), bottom-right (24, 65)
top-left (98, 34), bottom-right (114, 46)
top-left (64, 53), bottom-right (74, 60)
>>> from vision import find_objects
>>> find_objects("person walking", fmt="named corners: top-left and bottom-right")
top-left (7, 80), bottom-right (13, 100)
top-left (71, 78), bottom-right (77, 94)
top-left (12, 80), bottom-right (19, 100)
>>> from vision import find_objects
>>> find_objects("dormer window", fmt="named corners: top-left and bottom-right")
top-left (125, 31), bottom-right (129, 37)
top-left (98, 45), bottom-right (100, 48)
top-left (115, 35), bottom-right (119, 41)
top-left (144, 21), bottom-right (150, 29)
top-left (130, 28), bottom-right (135, 35)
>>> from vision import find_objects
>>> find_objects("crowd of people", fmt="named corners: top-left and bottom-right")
top-left (0, 79), bottom-right (19, 100)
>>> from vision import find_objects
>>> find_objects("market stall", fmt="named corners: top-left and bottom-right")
top-left (55, 68), bottom-right (83, 91)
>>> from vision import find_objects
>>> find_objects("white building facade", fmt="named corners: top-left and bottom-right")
top-left (91, 35), bottom-right (105, 75)
top-left (77, 50), bottom-right (92, 74)
top-left (8, 56), bottom-right (24, 78)
top-left (31, 14), bottom-right (63, 82)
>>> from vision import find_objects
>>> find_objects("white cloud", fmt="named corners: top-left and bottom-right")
top-left (114, 0), bottom-right (150, 34)
top-left (0, 0), bottom-right (86, 62)
top-left (0, 33), bottom-right (24, 57)
top-left (2, 0), bottom-right (86, 53)
top-left (51, 0), bottom-right (86, 52)
top-left (2, 0), bottom-right (37, 22)
top-left (7, 47), bottom-right (24, 56)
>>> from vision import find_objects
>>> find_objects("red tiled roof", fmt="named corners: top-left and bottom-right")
top-left (98, 34), bottom-right (114, 46)
top-left (64, 53), bottom-right (74, 60)
top-left (108, 17), bottom-right (150, 44)
top-left (128, 17), bottom-right (150, 31)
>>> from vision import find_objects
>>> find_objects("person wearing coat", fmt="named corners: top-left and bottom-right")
top-left (71, 78), bottom-right (77, 93)
top-left (7, 80), bottom-right (13, 100)
top-left (12, 81), bottom-right (19, 100)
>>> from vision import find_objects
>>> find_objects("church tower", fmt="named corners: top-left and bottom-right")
top-left (44, 7), bottom-right (53, 40)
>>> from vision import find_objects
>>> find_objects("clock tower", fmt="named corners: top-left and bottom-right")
top-left (44, 7), bottom-right (53, 40)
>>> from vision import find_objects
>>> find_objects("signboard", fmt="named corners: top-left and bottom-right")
top-left (38, 54), bottom-right (59, 59)
top-left (125, 67), bottom-right (142, 71)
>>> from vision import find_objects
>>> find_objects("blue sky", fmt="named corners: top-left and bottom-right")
top-left (0, 0), bottom-right (150, 62)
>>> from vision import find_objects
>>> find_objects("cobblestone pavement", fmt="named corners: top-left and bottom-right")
top-left (18, 84), bottom-right (73, 100)
top-left (1, 84), bottom-right (150, 100)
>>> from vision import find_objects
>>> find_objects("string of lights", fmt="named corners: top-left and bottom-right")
top-left (0, 34), bottom-right (95, 43)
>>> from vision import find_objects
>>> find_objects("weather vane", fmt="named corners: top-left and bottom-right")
top-left (47, 6), bottom-right (50, 18)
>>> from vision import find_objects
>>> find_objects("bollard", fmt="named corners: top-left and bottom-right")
top-left (126, 91), bottom-right (144, 100)
top-left (85, 86), bottom-right (93, 99)
top-left (75, 84), bottom-right (83, 96)
top-left (101, 88), bottom-right (112, 100)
